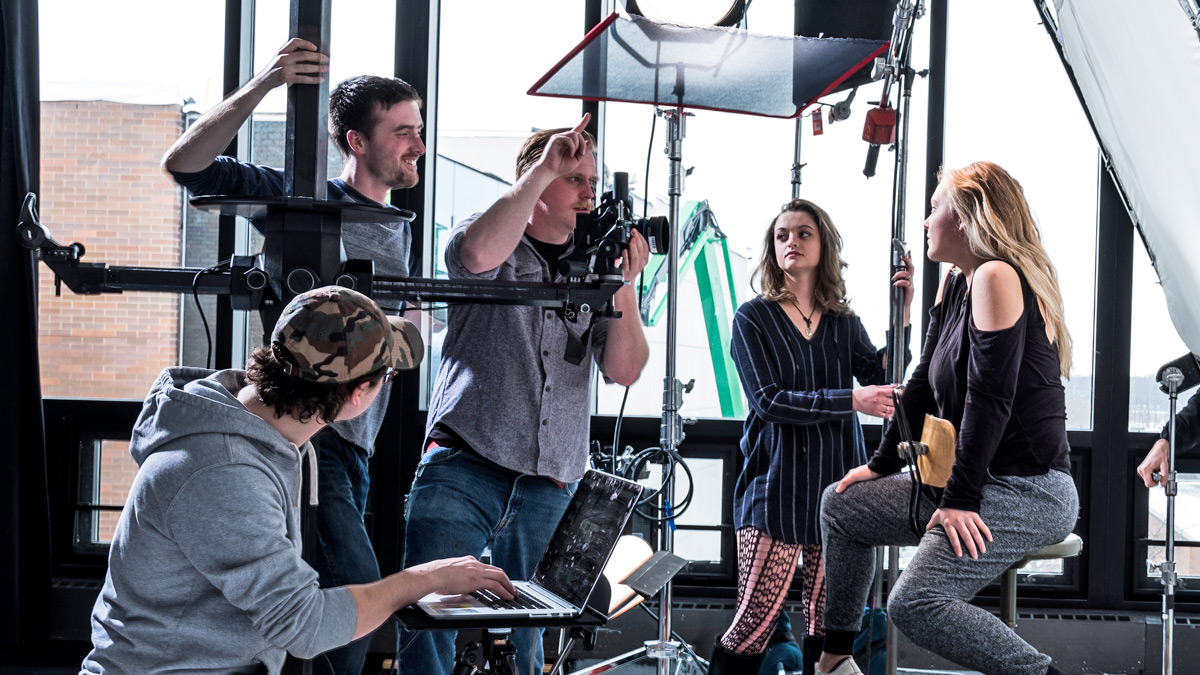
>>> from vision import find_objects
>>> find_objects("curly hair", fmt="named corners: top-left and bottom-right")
top-left (750, 198), bottom-right (851, 315)
top-left (940, 161), bottom-right (1072, 377)
top-left (244, 347), bottom-right (384, 424)
top-left (328, 75), bottom-right (422, 158)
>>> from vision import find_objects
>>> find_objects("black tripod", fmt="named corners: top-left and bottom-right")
top-left (453, 628), bottom-right (519, 675)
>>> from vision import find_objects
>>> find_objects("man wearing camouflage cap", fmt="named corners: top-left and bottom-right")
top-left (163, 44), bottom-right (428, 675)
top-left (81, 287), bottom-right (514, 675)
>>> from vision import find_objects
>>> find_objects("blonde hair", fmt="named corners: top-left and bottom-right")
top-left (750, 199), bottom-right (850, 315)
top-left (941, 161), bottom-right (1073, 377)
top-left (515, 127), bottom-right (597, 180)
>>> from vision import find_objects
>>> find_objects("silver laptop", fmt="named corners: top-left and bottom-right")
top-left (415, 470), bottom-right (643, 620)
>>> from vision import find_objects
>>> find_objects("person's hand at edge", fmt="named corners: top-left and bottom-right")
top-left (1137, 438), bottom-right (1170, 488)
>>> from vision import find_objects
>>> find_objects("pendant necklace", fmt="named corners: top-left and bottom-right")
top-left (790, 298), bottom-right (817, 339)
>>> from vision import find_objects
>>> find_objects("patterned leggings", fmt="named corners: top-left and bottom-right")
top-left (720, 526), bottom-right (827, 655)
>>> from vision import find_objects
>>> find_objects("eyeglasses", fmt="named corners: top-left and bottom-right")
top-left (382, 366), bottom-right (399, 384)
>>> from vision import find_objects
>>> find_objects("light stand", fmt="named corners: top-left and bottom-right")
top-left (1149, 363), bottom-right (1189, 675)
top-left (1160, 368), bottom-right (1181, 675)
top-left (791, 118), bottom-right (806, 199)
top-left (867, 2), bottom-right (925, 674)
top-left (563, 107), bottom-right (701, 675)
top-left (648, 106), bottom-right (691, 674)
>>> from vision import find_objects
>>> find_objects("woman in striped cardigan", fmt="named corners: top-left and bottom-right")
top-left (710, 199), bottom-right (912, 675)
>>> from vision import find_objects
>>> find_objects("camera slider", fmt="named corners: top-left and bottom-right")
top-left (17, 192), bottom-right (625, 334)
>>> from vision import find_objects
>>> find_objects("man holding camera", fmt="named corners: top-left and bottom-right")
top-left (397, 114), bottom-right (650, 675)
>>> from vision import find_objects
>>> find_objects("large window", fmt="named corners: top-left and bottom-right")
top-left (1129, 241), bottom-right (1190, 433)
top-left (1145, 472), bottom-right (1200, 581)
top-left (75, 439), bottom-right (136, 554)
top-left (944, 2), bottom-right (1098, 430)
top-left (38, 0), bottom-right (226, 399)
top-left (423, 0), bottom-right (584, 403)
top-left (38, 0), bottom-right (403, 552)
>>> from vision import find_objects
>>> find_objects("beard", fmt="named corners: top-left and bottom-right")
top-left (388, 162), bottom-right (420, 190)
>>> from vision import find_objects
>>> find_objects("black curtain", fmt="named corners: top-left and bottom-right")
top-left (0, 0), bottom-right (52, 658)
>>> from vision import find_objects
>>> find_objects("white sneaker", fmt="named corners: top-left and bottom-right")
top-left (817, 656), bottom-right (864, 675)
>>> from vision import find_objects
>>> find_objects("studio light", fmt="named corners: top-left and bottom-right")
top-left (624, 0), bottom-right (746, 28)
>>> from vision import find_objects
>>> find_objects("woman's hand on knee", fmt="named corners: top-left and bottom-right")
top-left (834, 465), bottom-right (883, 493)
top-left (927, 508), bottom-right (992, 559)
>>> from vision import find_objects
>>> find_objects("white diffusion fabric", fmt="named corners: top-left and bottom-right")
top-left (1056, 0), bottom-right (1200, 355)
top-left (528, 12), bottom-right (886, 118)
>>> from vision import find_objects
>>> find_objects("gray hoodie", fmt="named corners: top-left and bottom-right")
top-left (81, 368), bottom-right (357, 674)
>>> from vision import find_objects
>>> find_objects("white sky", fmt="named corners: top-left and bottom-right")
top-left (37, 0), bottom-right (1189, 388)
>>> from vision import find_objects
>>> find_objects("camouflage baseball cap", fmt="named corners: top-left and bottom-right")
top-left (270, 286), bottom-right (423, 383)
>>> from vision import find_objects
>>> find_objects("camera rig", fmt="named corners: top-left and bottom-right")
top-left (558, 171), bottom-right (669, 280)
top-left (17, 192), bottom-right (626, 359)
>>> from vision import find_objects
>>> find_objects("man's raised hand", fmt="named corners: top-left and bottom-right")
top-left (252, 38), bottom-right (329, 90)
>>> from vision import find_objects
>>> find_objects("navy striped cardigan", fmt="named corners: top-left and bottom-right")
top-left (730, 295), bottom-right (908, 544)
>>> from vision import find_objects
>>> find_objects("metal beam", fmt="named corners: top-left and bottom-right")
top-left (921, 0), bottom-right (946, 333)
top-left (284, 0), bottom-right (331, 199)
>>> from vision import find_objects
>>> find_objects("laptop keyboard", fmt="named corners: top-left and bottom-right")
top-left (472, 588), bottom-right (553, 611)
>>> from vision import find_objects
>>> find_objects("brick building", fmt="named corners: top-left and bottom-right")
top-left (38, 100), bottom-right (349, 540)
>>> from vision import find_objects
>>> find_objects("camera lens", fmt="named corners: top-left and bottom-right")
top-left (632, 216), bottom-right (670, 256)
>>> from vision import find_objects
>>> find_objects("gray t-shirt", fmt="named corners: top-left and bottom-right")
top-left (424, 214), bottom-right (611, 483)
top-left (328, 205), bottom-right (409, 455)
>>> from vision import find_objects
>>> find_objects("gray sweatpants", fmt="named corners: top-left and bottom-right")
top-left (820, 470), bottom-right (1078, 675)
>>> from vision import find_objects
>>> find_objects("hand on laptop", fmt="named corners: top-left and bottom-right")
top-left (414, 556), bottom-right (517, 601)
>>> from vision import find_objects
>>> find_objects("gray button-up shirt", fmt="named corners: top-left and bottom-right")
top-left (424, 214), bottom-right (611, 483)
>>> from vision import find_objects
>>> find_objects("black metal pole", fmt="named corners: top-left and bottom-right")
top-left (285, 0), bottom-right (331, 200)
top-left (1156, 373), bottom-right (1183, 675)
top-left (217, 0), bottom-right (252, 363)
top-left (583, 0), bottom-right (602, 140)
top-left (922, 0), bottom-right (946, 333)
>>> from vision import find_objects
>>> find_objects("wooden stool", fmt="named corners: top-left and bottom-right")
top-left (1000, 533), bottom-right (1083, 628)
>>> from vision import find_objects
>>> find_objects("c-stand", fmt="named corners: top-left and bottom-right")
top-left (647, 105), bottom-right (695, 675)
top-left (1148, 352), bottom-right (1200, 675)
top-left (864, 2), bottom-right (926, 673)
top-left (563, 106), bottom-right (702, 675)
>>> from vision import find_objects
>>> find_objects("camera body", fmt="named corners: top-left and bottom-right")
top-left (559, 172), bottom-right (669, 279)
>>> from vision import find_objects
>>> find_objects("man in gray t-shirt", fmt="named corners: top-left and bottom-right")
top-left (398, 114), bottom-right (650, 675)
top-left (162, 38), bottom-right (425, 675)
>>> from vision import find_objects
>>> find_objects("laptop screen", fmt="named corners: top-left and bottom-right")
top-left (531, 470), bottom-right (643, 609)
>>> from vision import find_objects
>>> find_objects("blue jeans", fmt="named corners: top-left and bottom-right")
top-left (311, 429), bottom-right (381, 675)
top-left (397, 447), bottom-right (576, 675)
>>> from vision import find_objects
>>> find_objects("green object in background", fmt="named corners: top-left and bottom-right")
top-left (638, 200), bottom-right (744, 418)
